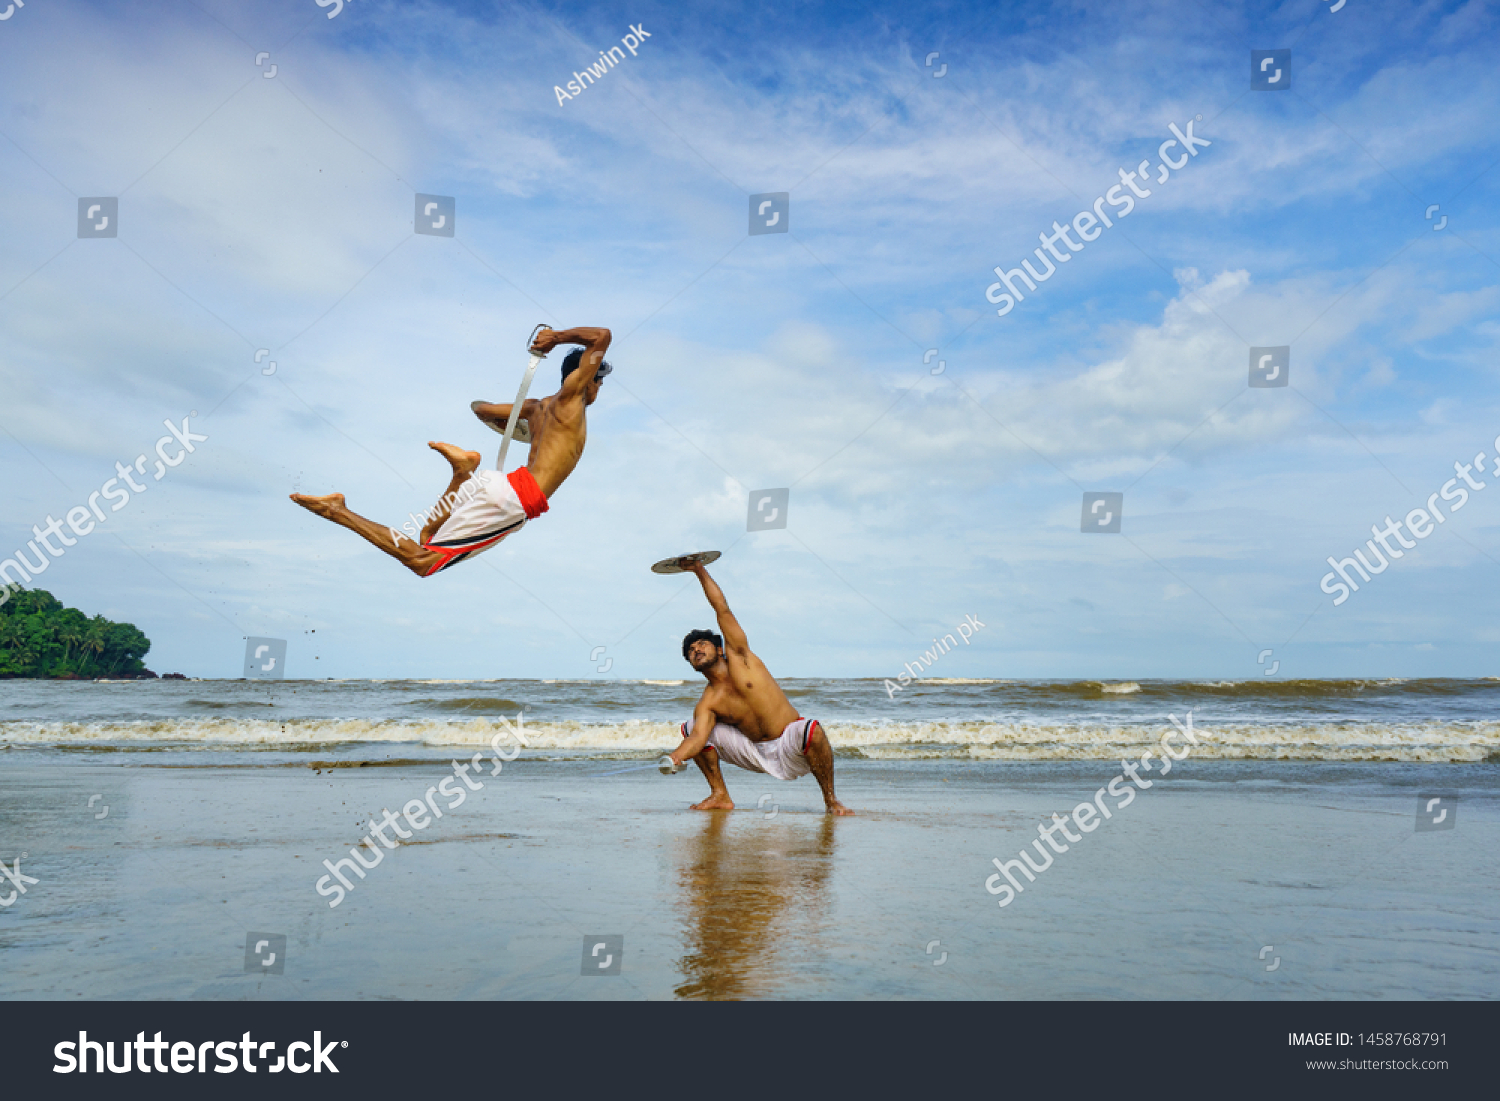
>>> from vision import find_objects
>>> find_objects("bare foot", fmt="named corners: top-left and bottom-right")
top-left (825, 801), bottom-right (855, 816)
top-left (428, 441), bottom-right (481, 475)
top-left (290, 492), bottom-right (345, 519)
top-left (690, 793), bottom-right (735, 811)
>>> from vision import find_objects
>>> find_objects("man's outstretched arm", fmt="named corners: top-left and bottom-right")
top-left (670, 697), bottom-right (718, 766)
top-left (531, 326), bottom-right (611, 401)
top-left (688, 562), bottom-right (749, 655)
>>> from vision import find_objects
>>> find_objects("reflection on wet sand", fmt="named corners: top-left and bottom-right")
top-left (673, 813), bottom-right (837, 1000)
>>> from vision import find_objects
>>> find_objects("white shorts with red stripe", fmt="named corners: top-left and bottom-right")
top-left (681, 716), bottom-right (817, 781)
top-left (422, 467), bottom-right (548, 576)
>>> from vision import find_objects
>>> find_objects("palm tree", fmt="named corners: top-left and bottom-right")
top-left (82, 617), bottom-right (109, 677)
top-left (57, 610), bottom-right (86, 672)
top-left (0, 614), bottom-right (23, 675)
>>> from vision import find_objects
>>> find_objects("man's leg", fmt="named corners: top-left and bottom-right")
top-left (683, 737), bottom-right (735, 812)
top-left (419, 442), bottom-right (482, 544)
top-left (804, 722), bottom-right (853, 816)
top-left (290, 442), bottom-right (484, 577)
top-left (289, 493), bottom-right (440, 577)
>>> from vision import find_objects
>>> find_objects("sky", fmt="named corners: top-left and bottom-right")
top-left (0, 0), bottom-right (1497, 681)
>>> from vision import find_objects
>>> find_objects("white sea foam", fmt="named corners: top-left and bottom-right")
top-left (3, 717), bottom-right (1495, 762)
top-left (1100, 682), bottom-right (1142, 694)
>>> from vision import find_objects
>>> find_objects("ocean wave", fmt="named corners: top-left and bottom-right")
top-left (992, 678), bottom-right (1500, 700)
top-left (419, 697), bottom-right (524, 713)
top-left (915, 678), bottom-right (1005, 685)
top-left (4, 717), bottom-right (1496, 762)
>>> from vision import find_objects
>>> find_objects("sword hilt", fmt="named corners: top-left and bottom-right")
top-left (527, 323), bottom-right (552, 357)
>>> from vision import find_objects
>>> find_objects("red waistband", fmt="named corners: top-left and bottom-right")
top-left (508, 467), bottom-right (550, 520)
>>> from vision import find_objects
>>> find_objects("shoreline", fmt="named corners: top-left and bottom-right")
top-left (4, 728), bottom-right (1498, 763)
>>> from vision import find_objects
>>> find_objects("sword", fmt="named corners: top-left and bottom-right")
top-left (497, 323), bottom-right (549, 471)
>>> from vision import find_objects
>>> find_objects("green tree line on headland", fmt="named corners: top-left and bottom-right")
top-left (0, 588), bottom-right (152, 679)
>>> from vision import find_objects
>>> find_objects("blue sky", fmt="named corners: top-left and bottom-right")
top-left (1, 0), bottom-right (1497, 680)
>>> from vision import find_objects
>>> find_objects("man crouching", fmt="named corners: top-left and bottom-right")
top-left (665, 559), bottom-right (853, 816)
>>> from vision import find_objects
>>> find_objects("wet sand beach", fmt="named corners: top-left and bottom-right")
top-left (2, 750), bottom-right (1495, 1000)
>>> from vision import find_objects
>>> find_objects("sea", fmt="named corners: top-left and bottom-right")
top-left (2, 677), bottom-right (1498, 763)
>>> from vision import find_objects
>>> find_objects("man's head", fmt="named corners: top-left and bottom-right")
top-left (561, 348), bottom-right (612, 405)
top-left (681, 628), bottom-right (723, 672)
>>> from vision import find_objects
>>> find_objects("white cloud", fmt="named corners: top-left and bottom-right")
top-left (1, 0), bottom-right (1498, 677)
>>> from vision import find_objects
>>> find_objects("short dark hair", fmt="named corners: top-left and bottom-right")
top-left (682, 629), bottom-right (723, 661)
top-left (561, 347), bottom-right (613, 385)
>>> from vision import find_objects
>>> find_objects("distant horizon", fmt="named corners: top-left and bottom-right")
top-left (10, 672), bottom-right (1498, 684)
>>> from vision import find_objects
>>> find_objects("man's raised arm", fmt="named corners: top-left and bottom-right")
top-left (688, 561), bottom-right (749, 655)
top-left (531, 326), bottom-right (611, 400)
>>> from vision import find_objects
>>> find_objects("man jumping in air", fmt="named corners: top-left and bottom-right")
top-left (291, 326), bottom-right (611, 577)
top-left (666, 559), bottom-right (854, 816)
